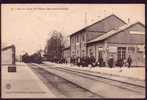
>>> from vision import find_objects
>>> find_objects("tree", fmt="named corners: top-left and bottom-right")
top-left (44, 31), bottom-right (65, 62)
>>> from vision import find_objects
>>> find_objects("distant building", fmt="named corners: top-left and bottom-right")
top-left (1, 45), bottom-right (16, 65)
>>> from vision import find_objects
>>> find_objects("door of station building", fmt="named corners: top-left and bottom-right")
top-left (98, 51), bottom-right (103, 59)
top-left (117, 47), bottom-right (126, 60)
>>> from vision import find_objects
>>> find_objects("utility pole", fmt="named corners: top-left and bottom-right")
top-left (83, 12), bottom-right (87, 58)
top-left (84, 12), bottom-right (87, 26)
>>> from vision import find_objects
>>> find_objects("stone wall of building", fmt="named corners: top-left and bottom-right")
top-left (2, 48), bottom-right (13, 65)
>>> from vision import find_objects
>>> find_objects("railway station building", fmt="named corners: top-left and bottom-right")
top-left (64, 14), bottom-right (145, 67)
top-left (86, 22), bottom-right (145, 67)
top-left (70, 14), bottom-right (126, 58)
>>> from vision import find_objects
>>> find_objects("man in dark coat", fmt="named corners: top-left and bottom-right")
top-left (85, 56), bottom-right (89, 67)
top-left (98, 57), bottom-right (104, 67)
top-left (71, 56), bottom-right (74, 64)
top-left (71, 55), bottom-right (76, 65)
top-left (89, 55), bottom-right (96, 67)
top-left (108, 55), bottom-right (114, 68)
top-left (117, 58), bottom-right (124, 68)
top-left (127, 55), bottom-right (132, 68)
top-left (81, 56), bottom-right (86, 67)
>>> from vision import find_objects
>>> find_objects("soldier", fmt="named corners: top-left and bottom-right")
top-left (127, 55), bottom-right (132, 68)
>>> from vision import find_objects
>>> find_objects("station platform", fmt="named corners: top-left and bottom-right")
top-left (1, 62), bottom-right (56, 98)
top-left (44, 62), bottom-right (145, 81)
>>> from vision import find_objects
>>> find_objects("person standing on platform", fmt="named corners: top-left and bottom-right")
top-left (90, 54), bottom-right (96, 67)
top-left (108, 55), bottom-right (114, 68)
top-left (98, 57), bottom-right (104, 67)
top-left (127, 55), bottom-right (132, 68)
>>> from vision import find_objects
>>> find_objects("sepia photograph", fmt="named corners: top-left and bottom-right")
top-left (1, 4), bottom-right (145, 98)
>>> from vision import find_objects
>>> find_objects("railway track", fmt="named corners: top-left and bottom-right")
top-left (28, 63), bottom-right (145, 98)
top-left (44, 64), bottom-right (144, 91)
top-left (46, 66), bottom-right (144, 93)
top-left (27, 64), bottom-right (102, 98)
top-left (43, 63), bottom-right (145, 87)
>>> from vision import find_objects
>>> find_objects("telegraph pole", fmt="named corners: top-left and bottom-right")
top-left (84, 12), bottom-right (87, 26)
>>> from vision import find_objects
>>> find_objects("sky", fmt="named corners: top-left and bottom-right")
top-left (2, 4), bottom-right (145, 56)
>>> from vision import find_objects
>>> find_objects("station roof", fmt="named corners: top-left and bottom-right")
top-left (87, 22), bottom-right (145, 44)
top-left (70, 14), bottom-right (127, 37)
top-left (2, 44), bottom-right (15, 51)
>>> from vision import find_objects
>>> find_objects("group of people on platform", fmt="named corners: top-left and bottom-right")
top-left (22, 51), bottom-right (132, 68)
top-left (69, 54), bottom-right (132, 68)
top-left (108, 55), bottom-right (132, 68)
